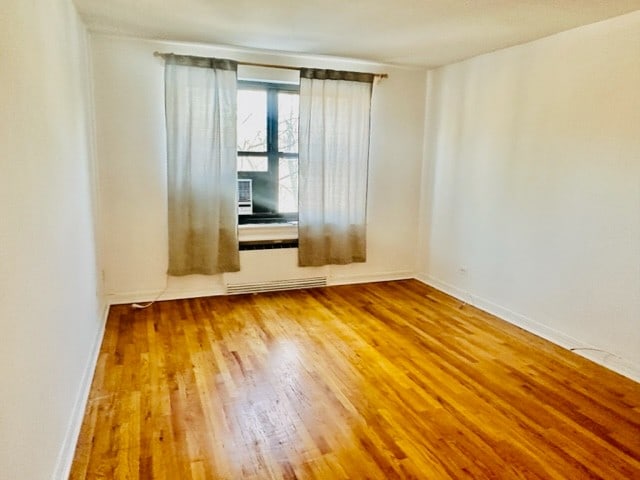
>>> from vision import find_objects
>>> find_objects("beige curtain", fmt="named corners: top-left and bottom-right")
top-left (298, 68), bottom-right (374, 266)
top-left (164, 55), bottom-right (240, 275)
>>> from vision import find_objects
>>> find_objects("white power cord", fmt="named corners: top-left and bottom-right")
top-left (569, 347), bottom-right (620, 362)
top-left (131, 277), bottom-right (169, 309)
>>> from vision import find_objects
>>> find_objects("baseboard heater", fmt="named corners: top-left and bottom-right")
top-left (226, 276), bottom-right (327, 295)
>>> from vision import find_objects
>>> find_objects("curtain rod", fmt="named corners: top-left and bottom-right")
top-left (153, 51), bottom-right (388, 79)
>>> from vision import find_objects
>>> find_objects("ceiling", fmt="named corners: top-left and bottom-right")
top-left (73, 0), bottom-right (640, 67)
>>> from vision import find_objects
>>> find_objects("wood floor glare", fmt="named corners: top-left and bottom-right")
top-left (70, 280), bottom-right (640, 479)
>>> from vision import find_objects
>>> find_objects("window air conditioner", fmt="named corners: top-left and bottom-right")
top-left (238, 179), bottom-right (253, 215)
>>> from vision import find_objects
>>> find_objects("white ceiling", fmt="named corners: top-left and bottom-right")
top-left (73, 0), bottom-right (640, 67)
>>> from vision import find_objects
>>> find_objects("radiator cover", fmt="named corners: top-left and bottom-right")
top-left (226, 276), bottom-right (327, 295)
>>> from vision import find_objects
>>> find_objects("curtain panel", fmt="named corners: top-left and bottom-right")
top-left (298, 68), bottom-right (374, 267)
top-left (164, 55), bottom-right (240, 275)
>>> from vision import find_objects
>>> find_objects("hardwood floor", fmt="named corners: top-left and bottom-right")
top-left (70, 280), bottom-right (640, 479)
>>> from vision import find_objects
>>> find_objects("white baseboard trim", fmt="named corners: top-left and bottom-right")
top-left (107, 286), bottom-right (227, 305)
top-left (52, 299), bottom-right (110, 480)
top-left (108, 272), bottom-right (415, 305)
top-left (414, 274), bottom-right (640, 383)
top-left (329, 270), bottom-right (415, 287)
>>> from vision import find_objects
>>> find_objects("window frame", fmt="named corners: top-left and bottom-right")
top-left (237, 80), bottom-right (299, 225)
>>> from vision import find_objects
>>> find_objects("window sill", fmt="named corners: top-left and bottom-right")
top-left (238, 222), bottom-right (298, 242)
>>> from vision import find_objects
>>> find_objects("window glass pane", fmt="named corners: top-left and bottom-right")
top-left (278, 156), bottom-right (298, 213)
top-left (237, 89), bottom-right (267, 152)
top-left (238, 155), bottom-right (268, 172)
top-left (278, 93), bottom-right (299, 153)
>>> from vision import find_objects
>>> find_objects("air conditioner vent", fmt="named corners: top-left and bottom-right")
top-left (226, 277), bottom-right (327, 295)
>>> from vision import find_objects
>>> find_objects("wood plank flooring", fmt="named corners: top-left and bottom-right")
top-left (70, 280), bottom-right (640, 479)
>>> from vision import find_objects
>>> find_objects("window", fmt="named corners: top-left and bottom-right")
top-left (237, 81), bottom-right (299, 224)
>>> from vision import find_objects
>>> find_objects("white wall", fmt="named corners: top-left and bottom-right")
top-left (0, 1), bottom-right (104, 478)
top-left (419, 11), bottom-right (640, 380)
top-left (90, 34), bottom-right (427, 302)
